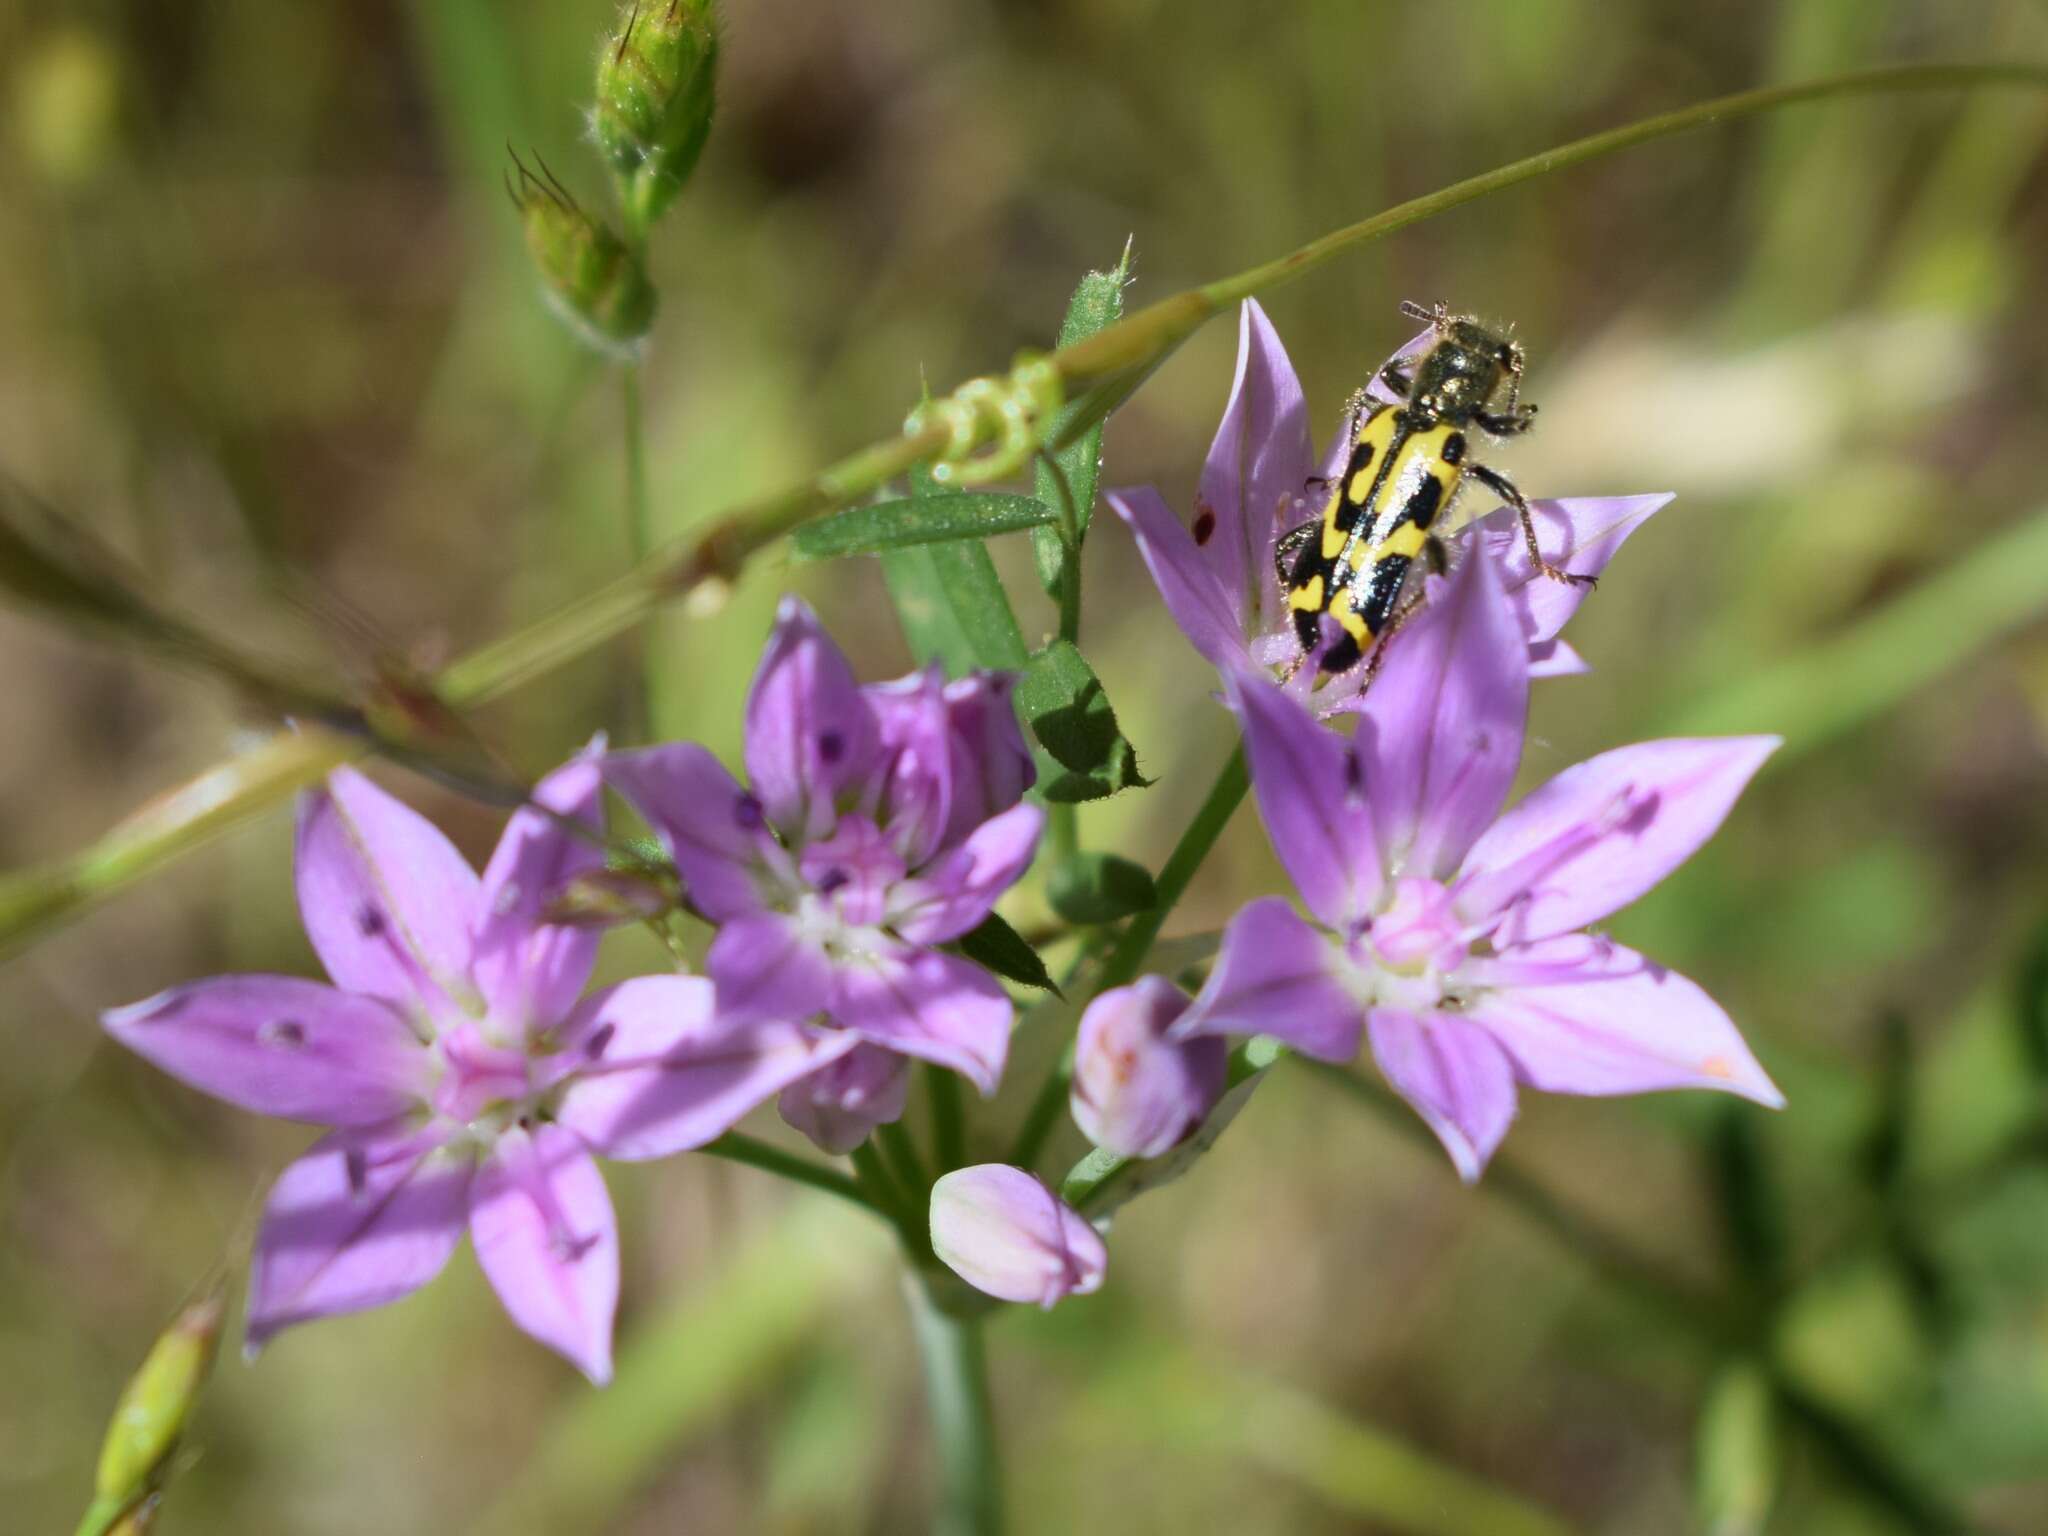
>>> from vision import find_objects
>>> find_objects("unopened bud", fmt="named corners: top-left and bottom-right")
top-left (593, 0), bottom-right (720, 232)
top-left (88, 1288), bottom-right (224, 1529)
top-left (507, 150), bottom-right (656, 353)
top-left (929, 1164), bottom-right (1106, 1309)
top-left (1071, 976), bottom-right (1227, 1159)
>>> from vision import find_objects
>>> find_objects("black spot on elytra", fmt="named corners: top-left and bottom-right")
top-left (1408, 474), bottom-right (1446, 530)
top-left (343, 1148), bottom-right (368, 1197)
top-left (733, 793), bottom-right (765, 830)
top-left (1319, 632), bottom-right (1363, 675)
top-left (356, 904), bottom-right (386, 938)
top-left (818, 730), bottom-right (845, 764)
top-left (815, 868), bottom-right (850, 895)
top-left (1192, 509), bottom-right (1216, 545)
top-left (584, 1022), bottom-right (617, 1061)
top-left (1442, 432), bottom-right (1467, 466)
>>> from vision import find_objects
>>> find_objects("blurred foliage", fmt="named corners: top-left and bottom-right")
top-left (4, 0), bottom-right (2048, 1532)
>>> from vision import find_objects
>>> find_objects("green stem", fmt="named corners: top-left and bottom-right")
top-left (879, 1119), bottom-right (931, 1202)
top-left (8, 64), bottom-right (2044, 954)
top-left (697, 1133), bottom-right (876, 1214)
top-left (1009, 745), bottom-right (1250, 1171)
top-left (906, 1274), bottom-right (1004, 1536)
top-left (850, 1141), bottom-right (914, 1232)
top-left (623, 364), bottom-right (651, 564)
top-left (928, 1066), bottom-right (966, 1173)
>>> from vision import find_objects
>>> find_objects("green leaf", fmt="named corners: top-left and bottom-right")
top-left (950, 911), bottom-right (1059, 995)
top-left (794, 494), bottom-right (1057, 563)
top-left (878, 460), bottom-right (1031, 678)
top-left (1033, 246), bottom-right (1132, 599)
top-left (1048, 852), bottom-right (1157, 925)
top-left (1015, 640), bottom-right (1150, 803)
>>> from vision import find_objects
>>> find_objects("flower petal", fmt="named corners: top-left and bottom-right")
top-left (1199, 300), bottom-right (1316, 637)
top-left (1366, 1008), bottom-right (1517, 1182)
top-left (706, 912), bottom-right (835, 1024)
top-left (469, 1123), bottom-right (618, 1384)
top-left (1475, 493), bottom-right (1672, 650)
top-left (472, 751), bottom-right (606, 1036)
top-left (1071, 976), bottom-right (1227, 1159)
top-left (940, 671), bottom-right (1036, 852)
top-left (865, 666), bottom-right (955, 869)
top-left (1528, 638), bottom-right (1590, 679)
top-left (1459, 736), bottom-right (1780, 943)
top-left (1463, 937), bottom-right (1783, 1107)
top-left (777, 1042), bottom-right (911, 1154)
top-left (553, 974), bottom-right (857, 1160)
top-left (890, 802), bottom-right (1045, 944)
top-left (831, 943), bottom-right (1012, 1095)
top-left (1352, 546), bottom-right (1529, 881)
top-left (1178, 897), bottom-right (1362, 1062)
top-left (103, 977), bottom-right (428, 1126)
top-left (246, 1122), bottom-right (471, 1352)
top-left (1225, 669), bottom-right (1380, 927)
top-left (929, 1164), bottom-right (1106, 1308)
top-left (745, 596), bottom-right (880, 843)
top-left (1104, 486), bottom-right (1247, 669)
top-left (295, 768), bottom-right (480, 1013)
top-left (603, 743), bottom-right (777, 923)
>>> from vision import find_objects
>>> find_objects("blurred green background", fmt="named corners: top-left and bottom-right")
top-left (5, 0), bottom-right (2048, 1531)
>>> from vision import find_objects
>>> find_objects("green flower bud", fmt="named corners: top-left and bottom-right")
top-left (85, 1289), bottom-right (223, 1533)
top-left (593, 0), bottom-right (720, 232)
top-left (508, 151), bottom-right (657, 354)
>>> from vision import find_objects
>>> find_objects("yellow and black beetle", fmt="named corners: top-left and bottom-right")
top-left (1278, 300), bottom-right (1592, 678)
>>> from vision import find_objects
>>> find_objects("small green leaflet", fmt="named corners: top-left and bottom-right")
top-left (795, 493), bottom-right (1057, 562)
top-left (951, 911), bottom-right (1059, 995)
top-left (1048, 851), bottom-right (1157, 925)
top-left (1016, 639), bottom-right (1151, 803)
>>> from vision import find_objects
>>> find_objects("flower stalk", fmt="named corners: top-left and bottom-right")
top-left (906, 1273), bottom-right (1004, 1536)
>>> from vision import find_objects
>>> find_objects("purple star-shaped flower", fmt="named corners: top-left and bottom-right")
top-left (1178, 549), bottom-right (1783, 1179)
top-left (103, 753), bottom-right (847, 1381)
top-left (1105, 298), bottom-right (1673, 711)
top-left (605, 598), bottom-right (1045, 1146)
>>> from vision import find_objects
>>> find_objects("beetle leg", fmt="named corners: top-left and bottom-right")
top-left (1475, 403), bottom-right (1538, 438)
top-left (1274, 520), bottom-right (1317, 588)
top-left (1468, 462), bottom-right (1594, 587)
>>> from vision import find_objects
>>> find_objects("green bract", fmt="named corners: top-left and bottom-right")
top-left (594, 0), bottom-right (720, 233)
top-left (510, 153), bottom-right (657, 352)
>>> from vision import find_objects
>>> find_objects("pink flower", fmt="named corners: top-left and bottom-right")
top-left (604, 599), bottom-right (1045, 1147)
top-left (1104, 299), bottom-right (1671, 711)
top-left (929, 1165), bottom-right (1106, 1308)
top-left (1178, 551), bottom-right (1783, 1180)
top-left (104, 753), bottom-right (846, 1381)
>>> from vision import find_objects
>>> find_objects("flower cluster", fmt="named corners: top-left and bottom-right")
top-left (101, 299), bottom-right (1783, 1360)
top-left (101, 601), bottom-right (1043, 1373)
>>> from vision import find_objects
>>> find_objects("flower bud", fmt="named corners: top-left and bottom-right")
top-left (1071, 976), bottom-right (1227, 1158)
top-left (778, 1043), bottom-right (909, 1154)
top-left (508, 151), bottom-right (656, 353)
top-left (929, 1164), bottom-right (1106, 1308)
top-left (90, 1287), bottom-right (224, 1525)
top-left (593, 0), bottom-right (720, 231)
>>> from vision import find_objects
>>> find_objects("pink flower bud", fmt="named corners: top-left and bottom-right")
top-left (929, 1165), bottom-right (1105, 1308)
top-left (777, 1043), bottom-right (909, 1154)
top-left (1070, 977), bottom-right (1227, 1158)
